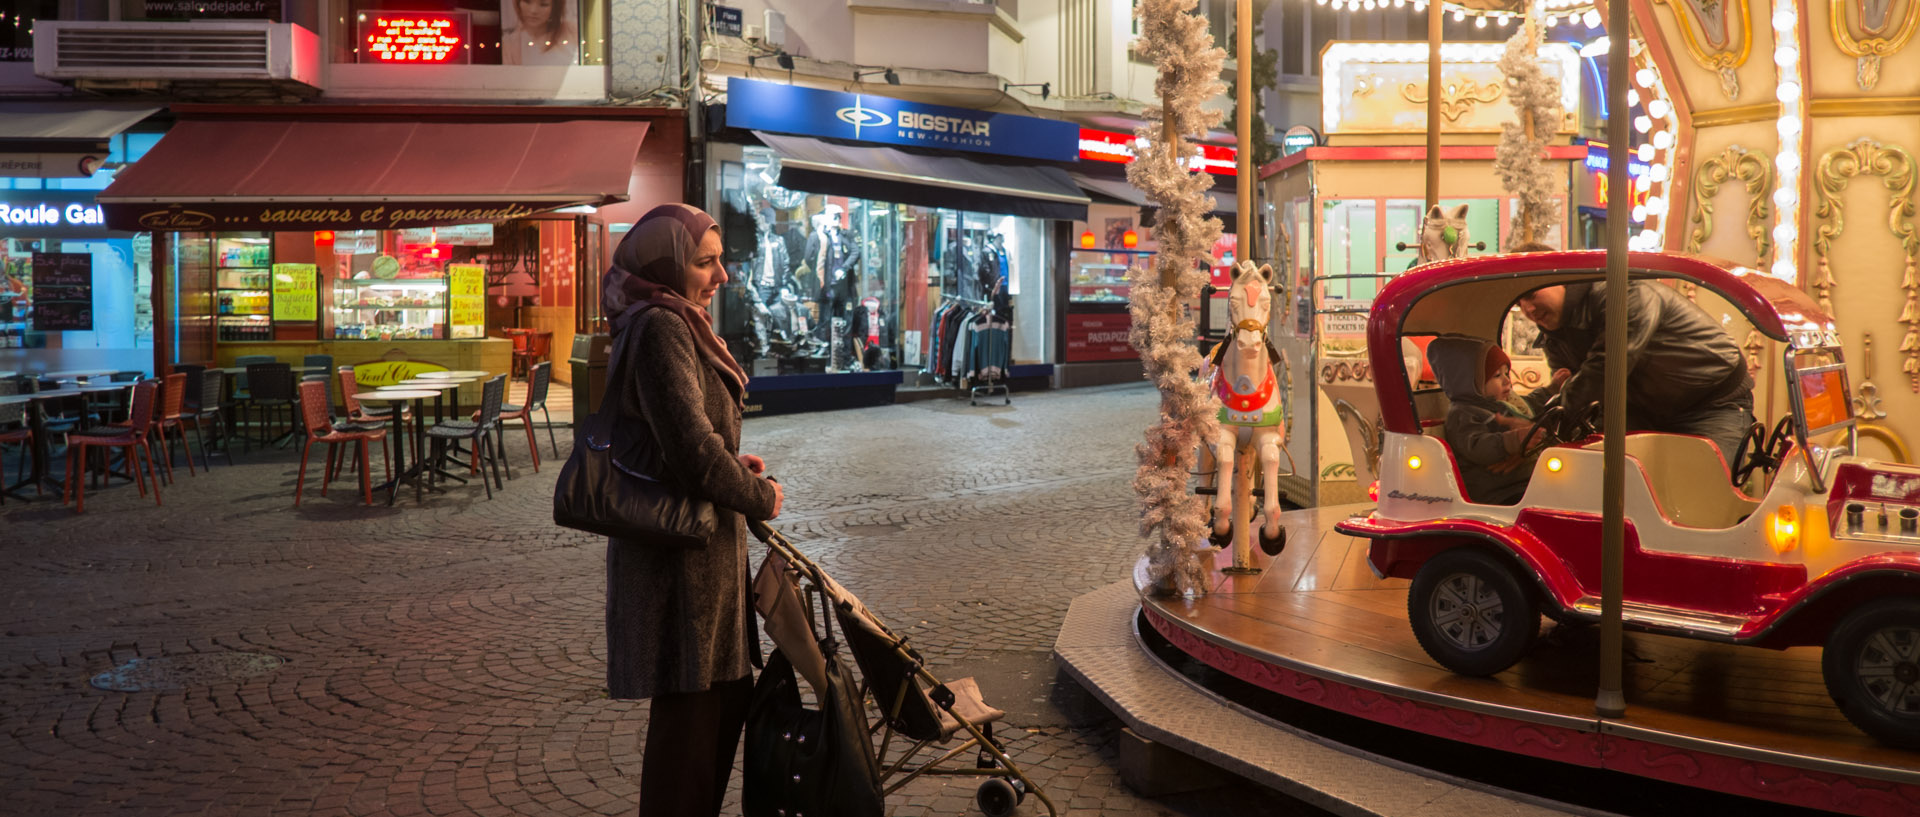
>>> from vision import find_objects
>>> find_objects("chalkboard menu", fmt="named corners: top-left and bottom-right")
top-left (31, 253), bottom-right (92, 331)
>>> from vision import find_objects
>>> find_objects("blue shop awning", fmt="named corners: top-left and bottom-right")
top-left (755, 131), bottom-right (1089, 222)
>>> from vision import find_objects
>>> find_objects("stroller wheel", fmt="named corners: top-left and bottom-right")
top-left (976, 778), bottom-right (1019, 817)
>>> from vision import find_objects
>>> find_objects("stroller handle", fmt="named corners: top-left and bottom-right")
top-left (749, 518), bottom-right (778, 543)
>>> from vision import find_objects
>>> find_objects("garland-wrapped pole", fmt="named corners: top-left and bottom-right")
top-left (1495, 6), bottom-right (1565, 246)
top-left (1129, 0), bottom-right (1228, 597)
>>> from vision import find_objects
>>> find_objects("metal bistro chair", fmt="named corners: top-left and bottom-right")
top-left (0, 400), bottom-right (31, 505)
top-left (64, 380), bottom-right (162, 514)
top-left (427, 374), bottom-right (506, 499)
top-left (496, 361), bottom-right (558, 471)
top-left (183, 368), bottom-right (235, 469)
top-left (293, 380), bottom-right (390, 506)
top-left (239, 362), bottom-right (297, 450)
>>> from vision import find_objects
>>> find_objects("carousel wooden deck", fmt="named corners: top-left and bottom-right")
top-left (1137, 504), bottom-right (1920, 817)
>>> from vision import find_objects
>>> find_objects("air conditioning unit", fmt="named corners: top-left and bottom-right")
top-left (34, 20), bottom-right (320, 92)
top-left (762, 10), bottom-right (787, 50)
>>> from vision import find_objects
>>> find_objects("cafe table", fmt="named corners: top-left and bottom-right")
top-left (354, 389), bottom-right (438, 505)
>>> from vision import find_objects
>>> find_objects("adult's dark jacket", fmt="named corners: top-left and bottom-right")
top-left (1538, 281), bottom-right (1750, 419)
top-left (605, 307), bottom-right (777, 700)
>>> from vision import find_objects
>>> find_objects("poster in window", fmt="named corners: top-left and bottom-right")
top-left (501, 0), bottom-right (578, 65)
top-left (449, 264), bottom-right (486, 339)
top-left (271, 263), bottom-right (318, 322)
top-left (31, 253), bottom-right (92, 331)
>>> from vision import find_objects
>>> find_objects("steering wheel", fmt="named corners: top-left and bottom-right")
top-left (1519, 403), bottom-right (1568, 456)
top-left (1734, 416), bottom-right (1795, 485)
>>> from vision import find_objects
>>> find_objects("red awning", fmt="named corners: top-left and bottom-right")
top-left (99, 117), bottom-right (648, 231)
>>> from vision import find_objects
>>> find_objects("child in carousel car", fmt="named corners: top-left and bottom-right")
top-left (1428, 336), bottom-right (1552, 505)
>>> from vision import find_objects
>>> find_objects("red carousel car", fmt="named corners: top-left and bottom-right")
top-left (1334, 250), bottom-right (1920, 748)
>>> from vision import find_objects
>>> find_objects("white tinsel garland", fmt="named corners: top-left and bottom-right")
top-left (1496, 18), bottom-right (1565, 246)
top-left (1127, 0), bottom-right (1226, 597)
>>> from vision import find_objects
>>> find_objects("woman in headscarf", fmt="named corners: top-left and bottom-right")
top-left (601, 203), bottom-right (783, 816)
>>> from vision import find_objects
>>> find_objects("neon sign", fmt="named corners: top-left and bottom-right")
top-left (359, 12), bottom-right (469, 64)
top-left (1077, 128), bottom-right (1237, 176)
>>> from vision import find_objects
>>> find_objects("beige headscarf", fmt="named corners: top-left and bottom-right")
top-left (601, 203), bottom-right (748, 403)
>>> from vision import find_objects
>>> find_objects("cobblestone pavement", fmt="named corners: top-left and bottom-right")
top-left (0, 383), bottom-right (1323, 817)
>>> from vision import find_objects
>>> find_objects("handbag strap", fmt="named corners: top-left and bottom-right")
top-left (594, 304), bottom-right (660, 430)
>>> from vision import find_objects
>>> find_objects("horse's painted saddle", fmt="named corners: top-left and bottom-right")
top-left (1214, 369), bottom-right (1283, 427)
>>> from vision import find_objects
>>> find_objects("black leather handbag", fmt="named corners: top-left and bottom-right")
top-left (552, 307), bottom-right (716, 548)
top-left (743, 647), bottom-right (885, 817)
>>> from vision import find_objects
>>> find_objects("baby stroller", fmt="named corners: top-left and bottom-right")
top-left (748, 521), bottom-right (1059, 817)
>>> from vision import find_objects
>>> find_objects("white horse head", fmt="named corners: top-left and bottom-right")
top-left (1419, 203), bottom-right (1471, 264)
top-left (1227, 260), bottom-right (1275, 345)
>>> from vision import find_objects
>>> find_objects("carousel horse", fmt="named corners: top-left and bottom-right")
top-left (1419, 203), bottom-right (1472, 264)
top-left (1199, 261), bottom-right (1289, 569)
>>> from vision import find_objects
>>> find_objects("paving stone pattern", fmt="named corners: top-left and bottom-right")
top-left (1, 383), bottom-right (1323, 816)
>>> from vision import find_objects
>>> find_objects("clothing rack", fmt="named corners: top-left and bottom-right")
top-left (927, 292), bottom-right (1013, 405)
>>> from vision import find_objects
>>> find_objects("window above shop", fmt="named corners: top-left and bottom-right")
top-left (326, 0), bottom-right (606, 67)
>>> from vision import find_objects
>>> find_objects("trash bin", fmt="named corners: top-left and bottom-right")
top-left (570, 334), bottom-right (612, 432)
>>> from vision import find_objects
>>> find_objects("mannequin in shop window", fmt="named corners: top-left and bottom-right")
top-left (975, 233), bottom-right (1007, 303)
top-left (944, 232), bottom-right (974, 294)
top-left (850, 294), bottom-right (892, 372)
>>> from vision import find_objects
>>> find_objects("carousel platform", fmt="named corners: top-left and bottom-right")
top-left (1054, 504), bottom-right (1920, 817)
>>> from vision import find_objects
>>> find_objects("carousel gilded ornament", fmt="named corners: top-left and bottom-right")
top-left (1686, 145), bottom-right (1773, 260)
top-left (1653, 0), bottom-right (1752, 99)
top-left (1401, 79), bottom-right (1506, 123)
top-left (1830, 0), bottom-right (1920, 90)
top-left (1742, 329), bottom-right (1766, 377)
top-left (1856, 332), bottom-right (1889, 419)
top-left (1812, 138), bottom-right (1920, 388)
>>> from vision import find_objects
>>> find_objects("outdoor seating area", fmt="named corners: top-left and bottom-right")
top-left (0, 359), bottom-right (565, 512)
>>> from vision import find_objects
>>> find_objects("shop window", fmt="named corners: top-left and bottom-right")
top-left (717, 146), bottom-right (1041, 379)
top-left (328, 0), bottom-right (606, 66)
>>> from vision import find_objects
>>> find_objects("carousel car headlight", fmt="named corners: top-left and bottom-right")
top-left (1768, 505), bottom-right (1800, 553)
top-left (1408, 456), bottom-right (1423, 470)
top-left (1546, 456), bottom-right (1564, 473)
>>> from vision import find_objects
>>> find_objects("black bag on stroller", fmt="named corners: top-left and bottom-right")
top-left (743, 641), bottom-right (884, 817)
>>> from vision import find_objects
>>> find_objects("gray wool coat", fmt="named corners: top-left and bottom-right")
top-left (605, 308), bottom-right (777, 700)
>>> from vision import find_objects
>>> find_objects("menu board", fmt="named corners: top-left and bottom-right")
top-left (271, 263), bottom-right (318, 321)
top-left (31, 252), bottom-right (92, 331)
top-left (449, 264), bottom-right (485, 338)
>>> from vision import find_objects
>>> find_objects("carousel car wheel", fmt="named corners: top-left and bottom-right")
top-left (1823, 597), bottom-right (1920, 749)
top-left (1408, 548), bottom-right (1540, 677)
top-left (976, 778), bottom-right (1019, 817)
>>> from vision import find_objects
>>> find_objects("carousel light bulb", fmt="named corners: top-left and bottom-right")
top-left (1641, 229), bottom-right (1662, 245)
top-left (1650, 163), bottom-right (1670, 182)
top-left (1364, 0), bottom-right (1376, 8)
top-left (1635, 175), bottom-right (1652, 192)
top-left (1773, 260), bottom-right (1798, 280)
top-left (1636, 143), bottom-right (1656, 162)
top-left (1773, 187), bottom-right (1799, 208)
top-left (1774, 223), bottom-right (1798, 244)
top-left (1545, 14), bottom-right (1558, 26)
top-left (1779, 114), bottom-right (1804, 137)
top-left (1635, 68), bottom-right (1656, 87)
top-left (1777, 81), bottom-right (1802, 104)
top-left (1454, 9), bottom-right (1468, 21)
top-left (1497, 13), bottom-right (1512, 25)
top-left (1395, 0), bottom-right (1405, 7)
top-left (1646, 195), bottom-right (1669, 216)
top-left (1634, 115), bottom-right (1653, 133)
top-left (1632, 205), bottom-right (1649, 222)
top-left (1476, 14), bottom-right (1488, 27)
top-left (1773, 7), bottom-right (1798, 29)
top-left (1584, 9), bottom-right (1602, 27)
top-left (1777, 150), bottom-right (1801, 173)
top-left (1647, 98), bottom-right (1670, 118)
top-left (1775, 45), bottom-right (1800, 67)
top-left (1653, 130), bottom-right (1675, 150)
top-left (1626, 89), bottom-right (1641, 106)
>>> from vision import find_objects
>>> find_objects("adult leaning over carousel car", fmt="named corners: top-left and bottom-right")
top-left (1511, 246), bottom-right (1754, 465)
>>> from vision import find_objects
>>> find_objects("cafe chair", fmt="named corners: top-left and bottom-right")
top-left (182, 368), bottom-right (236, 470)
top-left (64, 380), bottom-right (161, 514)
top-left (239, 362), bottom-right (297, 450)
top-left (229, 354), bottom-right (276, 400)
top-left (0, 401), bottom-right (31, 504)
top-left (294, 380), bottom-right (389, 507)
top-left (496, 361), bottom-right (558, 471)
top-left (427, 375), bottom-right (506, 499)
